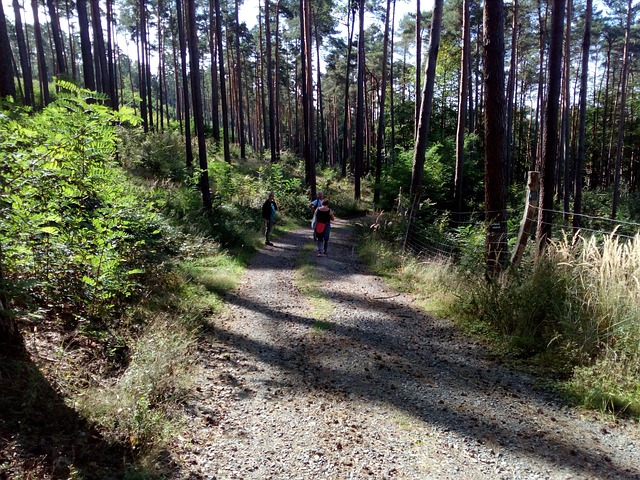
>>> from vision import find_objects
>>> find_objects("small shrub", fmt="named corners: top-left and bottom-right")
top-left (565, 353), bottom-right (640, 416)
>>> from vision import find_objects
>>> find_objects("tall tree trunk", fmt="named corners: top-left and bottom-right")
top-left (31, 0), bottom-right (51, 105)
top-left (374, 0), bottom-right (391, 205)
top-left (505, 0), bottom-right (518, 188)
top-left (611, 0), bottom-right (632, 219)
top-left (215, 0), bottom-right (231, 163)
top-left (157, 0), bottom-right (164, 128)
top-left (471, 22), bottom-right (480, 133)
top-left (599, 41), bottom-right (613, 189)
top-left (561, 0), bottom-right (572, 218)
top-left (90, 0), bottom-right (109, 97)
top-left (139, 0), bottom-right (149, 130)
top-left (414, 0), bottom-right (421, 139)
top-left (454, 0), bottom-right (470, 213)
top-left (604, 63), bottom-right (620, 186)
top-left (186, 0), bottom-right (213, 212)
top-left (163, 36), bottom-right (170, 124)
top-left (258, 1), bottom-right (267, 152)
top-left (274, 0), bottom-right (282, 155)
top-left (0, 0), bottom-right (15, 99)
top-left (0, 5), bottom-right (20, 353)
top-left (341, 3), bottom-right (356, 177)
top-left (573, 0), bottom-right (592, 231)
top-left (483, 0), bottom-right (508, 272)
top-left (64, 0), bottom-right (77, 80)
top-left (314, 14), bottom-right (327, 167)
top-left (265, 0), bottom-right (277, 162)
top-left (293, 57), bottom-right (299, 152)
top-left (234, 0), bottom-right (246, 158)
top-left (537, 0), bottom-right (565, 249)
top-left (106, 0), bottom-right (118, 108)
top-left (301, 0), bottom-right (316, 196)
top-left (171, 14), bottom-right (182, 130)
top-left (532, 0), bottom-right (548, 171)
top-left (46, 0), bottom-right (66, 75)
top-left (243, 60), bottom-right (252, 147)
top-left (144, 6), bottom-right (153, 131)
top-left (176, 0), bottom-right (193, 166)
top-left (390, 0), bottom-right (396, 154)
top-left (226, 39), bottom-right (235, 143)
top-left (408, 0), bottom-right (442, 204)
top-left (354, 0), bottom-right (366, 200)
top-left (209, 0), bottom-right (220, 141)
top-left (12, 0), bottom-right (33, 105)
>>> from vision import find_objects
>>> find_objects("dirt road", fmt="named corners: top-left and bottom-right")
top-left (172, 219), bottom-right (640, 479)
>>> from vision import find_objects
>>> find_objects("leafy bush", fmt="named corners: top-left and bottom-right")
top-left (0, 83), bottom-right (168, 327)
top-left (565, 354), bottom-right (640, 416)
top-left (258, 162), bottom-right (308, 215)
top-left (452, 257), bottom-right (570, 357)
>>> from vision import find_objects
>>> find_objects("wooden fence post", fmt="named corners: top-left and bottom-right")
top-left (511, 171), bottom-right (540, 267)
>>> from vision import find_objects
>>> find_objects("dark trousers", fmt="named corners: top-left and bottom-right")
top-left (265, 219), bottom-right (274, 242)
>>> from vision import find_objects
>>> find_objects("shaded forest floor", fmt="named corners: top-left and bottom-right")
top-left (168, 219), bottom-right (640, 479)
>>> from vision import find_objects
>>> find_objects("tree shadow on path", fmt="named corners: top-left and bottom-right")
top-left (0, 342), bottom-right (137, 479)
top-left (207, 222), bottom-right (638, 480)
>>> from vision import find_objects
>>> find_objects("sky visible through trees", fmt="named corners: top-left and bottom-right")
top-left (2, 0), bottom-right (424, 72)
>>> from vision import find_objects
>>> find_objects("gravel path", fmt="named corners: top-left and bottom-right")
top-left (172, 219), bottom-right (640, 479)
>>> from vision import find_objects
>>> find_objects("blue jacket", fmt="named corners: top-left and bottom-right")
top-left (262, 199), bottom-right (277, 220)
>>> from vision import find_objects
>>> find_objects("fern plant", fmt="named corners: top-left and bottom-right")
top-left (0, 82), bottom-right (163, 330)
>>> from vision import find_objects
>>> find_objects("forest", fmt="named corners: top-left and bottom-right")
top-left (1, 0), bottom-right (640, 476)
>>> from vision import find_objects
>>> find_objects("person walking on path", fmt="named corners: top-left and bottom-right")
top-left (310, 191), bottom-right (324, 213)
top-left (314, 199), bottom-right (334, 256)
top-left (262, 191), bottom-right (277, 246)
top-left (310, 191), bottom-right (324, 241)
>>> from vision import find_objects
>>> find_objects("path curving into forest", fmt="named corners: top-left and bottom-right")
top-left (171, 219), bottom-right (640, 479)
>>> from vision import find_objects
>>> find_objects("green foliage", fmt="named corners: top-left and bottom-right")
top-left (354, 212), bottom-right (461, 315)
top-left (453, 259), bottom-right (570, 357)
top-left (357, 208), bottom-right (640, 417)
top-left (317, 168), bottom-right (371, 217)
top-left (360, 210), bottom-right (408, 245)
top-left (258, 162), bottom-right (308, 215)
top-left (377, 144), bottom-right (451, 211)
top-left (450, 222), bottom-right (486, 271)
top-left (357, 211), bottom-right (435, 289)
top-left (0, 83), bottom-right (166, 327)
top-left (119, 128), bottom-right (188, 181)
top-left (565, 354), bottom-right (640, 417)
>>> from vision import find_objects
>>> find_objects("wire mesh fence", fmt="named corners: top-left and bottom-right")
top-left (402, 205), bottom-right (640, 262)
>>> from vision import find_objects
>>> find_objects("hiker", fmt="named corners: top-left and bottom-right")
top-left (314, 199), bottom-right (335, 256)
top-left (310, 191), bottom-right (324, 213)
top-left (262, 191), bottom-right (277, 246)
top-left (310, 191), bottom-right (324, 240)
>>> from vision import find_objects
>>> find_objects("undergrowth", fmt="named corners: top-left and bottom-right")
top-left (356, 210), bottom-right (640, 419)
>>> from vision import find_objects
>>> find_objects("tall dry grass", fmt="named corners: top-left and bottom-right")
top-left (549, 232), bottom-right (640, 415)
top-left (549, 231), bottom-right (640, 356)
